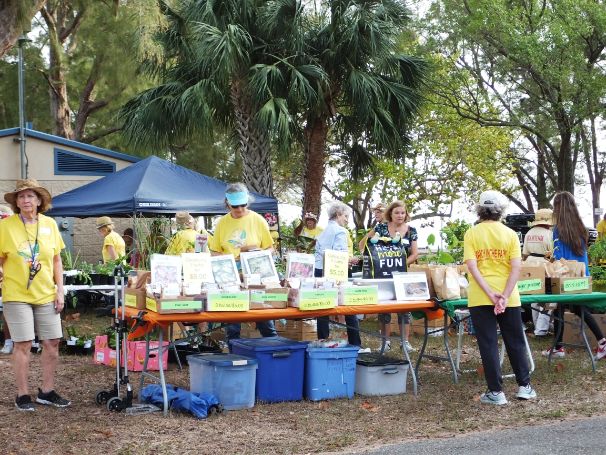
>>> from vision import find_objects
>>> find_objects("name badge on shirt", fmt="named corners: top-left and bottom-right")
top-left (40, 227), bottom-right (51, 235)
top-left (402, 238), bottom-right (410, 246)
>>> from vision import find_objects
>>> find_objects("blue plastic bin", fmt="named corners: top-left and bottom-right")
top-left (187, 353), bottom-right (258, 410)
top-left (304, 345), bottom-right (359, 401)
top-left (230, 337), bottom-right (308, 402)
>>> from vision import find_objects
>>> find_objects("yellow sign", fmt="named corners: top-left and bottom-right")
top-left (125, 293), bottom-right (137, 308)
top-left (341, 286), bottom-right (378, 306)
top-left (298, 290), bottom-right (338, 311)
top-left (207, 291), bottom-right (250, 311)
top-left (323, 250), bottom-right (349, 282)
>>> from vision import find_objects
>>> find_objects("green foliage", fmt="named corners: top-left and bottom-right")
top-left (588, 239), bottom-right (606, 265)
top-left (131, 216), bottom-right (170, 269)
top-left (61, 249), bottom-right (81, 271)
top-left (441, 220), bottom-right (472, 264)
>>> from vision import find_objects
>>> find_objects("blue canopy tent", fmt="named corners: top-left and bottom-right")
top-left (47, 156), bottom-right (278, 217)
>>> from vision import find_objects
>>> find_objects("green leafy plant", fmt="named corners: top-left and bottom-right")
top-left (61, 249), bottom-right (81, 270)
top-left (76, 261), bottom-right (93, 285)
top-left (588, 238), bottom-right (606, 265)
top-left (440, 220), bottom-right (471, 264)
top-left (131, 215), bottom-right (170, 269)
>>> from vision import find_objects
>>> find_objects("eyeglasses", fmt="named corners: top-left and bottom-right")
top-left (231, 204), bottom-right (247, 209)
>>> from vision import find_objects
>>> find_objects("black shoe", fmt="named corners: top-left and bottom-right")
top-left (15, 395), bottom-right (35, 412)
top-left (36, 389), bottom-right (71, 408)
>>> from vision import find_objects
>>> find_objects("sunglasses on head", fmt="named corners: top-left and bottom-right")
top-left (231, 204), bottom-right (247, 208)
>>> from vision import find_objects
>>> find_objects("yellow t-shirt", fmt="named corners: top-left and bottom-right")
top-left (597, 219), bottom-right (606, 239)
top-left (208, 211), bottom-right (273, 259)
top-left (301, 226), bottom-right (323, 240)
top-left (0, 214), bottom-right (65, 304)
top-left (346, 231), bottom-right (353, 257)
top-left (165, 228), bottom-right (209, 255)
top-left (463, 221), bottom-right (521, 308)
top-left (102, 230), bottom-right (126, 263)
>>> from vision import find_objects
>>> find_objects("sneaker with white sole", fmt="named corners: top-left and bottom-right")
top-left (542, 347), bottom-right (565, 358)
top-left (479, 391), bottom-right (508, 405)
top-left (0, 339), bottom-right (13, 354)
top-left (402, 340), bottom-right (416, 352)
top-left (36, 389), bottom-right (71, 408)
top-left (595, 341), bottom-right (606, 361)
top-left (15, 395), bottom-right (35, 412)
top-left (516, 384), bottom-right (537, 400)
top-left (358, 347), bottom-right (371, 354)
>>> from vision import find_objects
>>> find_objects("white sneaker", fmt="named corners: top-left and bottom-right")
top-left (542, 347), bottom-right (565, 358)
top-left (595, 341), bottom-right (606, 361)
top-left (480, 391), bottom-right (508, 405)
top-left (358, 347), bottom-right (371, 354)
top-left (402, 340), bottom-right (416, 352)
top-left (516, 384), bottom-right (537, 400)
top-left (0, 340), bottom-right (13, 354)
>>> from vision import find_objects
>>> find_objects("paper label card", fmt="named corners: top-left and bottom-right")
top-left (392, 272), bottom-right (431, 301)
top-left (181, 253), bottom-right (213, 286)
top-left (517, 279), bottom-right (543, 292)
top-left (323, 250), bottom-right (349, 282)
top-left (286, 252), bottom-right (315, 279)
top-left (207, 291), bottom-right (250, 311)
top-left (150, 254), bottom-right (182, 289)
top-left (298, 290), bottom-right (338, 310)
top-left (240, 250), bottom-right (280, 284)
top-left (342, 286), bottom-right (378, 306)
top-left (210, 254), bottom-right (240, 286)
top-left (563, 278), bottom-right (590, 292)
top-left (250, 291), bottom-right (289, 303)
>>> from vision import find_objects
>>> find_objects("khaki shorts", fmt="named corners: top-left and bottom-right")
top-left (3, 302), bottom-right (63, 342)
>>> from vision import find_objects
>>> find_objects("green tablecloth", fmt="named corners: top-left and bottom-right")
top-left (440, 292), bottom-right (606, 316)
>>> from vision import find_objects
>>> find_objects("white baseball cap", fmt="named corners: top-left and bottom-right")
top-left (478, 190), bottom-right (508, 213)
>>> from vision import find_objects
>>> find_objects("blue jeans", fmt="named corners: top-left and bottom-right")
top-left (225, 321), bottom-right (277, 342)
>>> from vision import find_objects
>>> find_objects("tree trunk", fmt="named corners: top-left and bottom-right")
top-left (0, 0), bottom-right (47, 58)
top-left (302, 115), bottom-right (329, 217)
top-left (230, 80), bottom-right (274, 197)
top-left (555, 119), bottom-right (575, 193)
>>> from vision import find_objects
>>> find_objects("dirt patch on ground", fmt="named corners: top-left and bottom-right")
top-left (1, 321), bottom-right (606, 455)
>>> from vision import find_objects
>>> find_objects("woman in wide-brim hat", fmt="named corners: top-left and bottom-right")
top-left (165, 211), bottom-right (209, 255)
top-left (293, 211), bottom-right (323, 240)
top-left (96, 215), bottom-right (125, 263)
top-left (0, 178), bottom-right (71, 410)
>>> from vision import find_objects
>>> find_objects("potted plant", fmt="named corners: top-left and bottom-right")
top-left (75, 261), bottom-right (93, 286)
top-left (61, 250), bottom-right (81, 285)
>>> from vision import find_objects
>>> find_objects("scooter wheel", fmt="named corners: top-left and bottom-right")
top-left (107, 397), bottom-right (123, 412)
top-left (95, 390), bottom-right (110, 405)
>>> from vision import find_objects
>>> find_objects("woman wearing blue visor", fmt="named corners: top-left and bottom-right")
top-left (208, 182), bottom-right (277, 341)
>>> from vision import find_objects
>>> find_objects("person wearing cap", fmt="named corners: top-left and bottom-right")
top-left (96, 216), bottom-right (126, 263)
top-left (463, 190), bottom-right (536, 405)
top-left (165, 211), bottom-right (209, 255)
top-left (294, 212), bottom-right (323, 240)
top-left (208, 182), bottom-right (277, 341)
top-left (0, 178), bottom-right (71, 411)
top-left (522, 209), bottom-right (555, 337)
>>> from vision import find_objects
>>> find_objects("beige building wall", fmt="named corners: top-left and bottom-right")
top-left (0, 129), bottom-right (139, 265)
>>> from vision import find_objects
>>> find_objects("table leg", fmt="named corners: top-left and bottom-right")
top-left (401, 317), bottom-right (417, 395)
top-left (579, 309), bottom-right (596, 372)
top-left (441, 312), bottom-right (458, 383)
top-left (413, 314), bottom-right (428, 380)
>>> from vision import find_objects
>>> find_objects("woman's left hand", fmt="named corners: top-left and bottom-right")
top-left (55, 293), bottom-right (65, 313)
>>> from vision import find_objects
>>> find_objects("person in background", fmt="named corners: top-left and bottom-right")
top-left (522, 209), bottom-right (554, 337)
top-left (543, 191), bottom-right (606, 360)
top-left (597, 213), bottom-right (606, 240)
top-left (165, 211), bottom-right (208, 255)
top-left (371, 202), bottom-right (386, 225)
top-left (464, 190), bottom-right (536, 405)
top-left (294, 212), bottom-right (323, 240)
top-left (359, 200), bottom-right (419, 352)
top-left (208, 183), bottom-right (277, 341)
top-left (314, 202), bottom-right (365, 350)
top-left (122, 228), bottom-right (134, 255)
top-left (0, 204), bottom-right (14, 354)
top-left (96, 216), bottom-right (126, 264)
top-left (0, 179), bottom-right (71, 411)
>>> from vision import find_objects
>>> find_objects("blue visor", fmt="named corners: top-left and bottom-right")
top-left (226, 191), bottom-right (249, 206)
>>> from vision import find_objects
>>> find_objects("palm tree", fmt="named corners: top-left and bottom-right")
top-left (119, 0), bottom-right (322, 196)
top-left (299, 0), bottom-right (426, 216)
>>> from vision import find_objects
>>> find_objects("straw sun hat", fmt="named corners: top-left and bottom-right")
top-left (531, 208), bottom-right (554, 227)
top-left (4, 178), bottom-right (52, 212)
top-left (175, 211), bottom-right (195, 227)
top-left (96, 216), bottom-right (114, 229)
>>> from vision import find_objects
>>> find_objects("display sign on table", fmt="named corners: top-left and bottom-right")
top-left (323, 250), bottom-right (349, 282)
top-left (240, 250), bottom-right (280, 285)
top-left (210, 254), bottom-right (240, 287)
top-left (286, 252), bottom-right (315, 279)
top-left (339, 285), bottom-right (379, 306)
top-left (181, 253), bottom-right (213, 287)
top-left (150, 254), bottom-right (182, 297)
top-left (392, 272), bottom-right (431, 301)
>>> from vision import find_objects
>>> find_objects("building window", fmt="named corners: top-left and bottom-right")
top-left (54, 148), bottom-right (116, 176)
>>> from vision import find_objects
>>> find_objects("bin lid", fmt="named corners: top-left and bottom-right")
top-left (356, 352), bottom-right (408, 366)
top-left (230, 336), bottom-right (308, 352)
top-left (186, 353), bottom-right (258, 366)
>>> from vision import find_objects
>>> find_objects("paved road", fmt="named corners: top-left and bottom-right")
top-left (345, 416), bottom-right (605, 455)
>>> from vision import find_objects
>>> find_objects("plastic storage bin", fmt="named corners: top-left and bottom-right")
top-left (230, 337), bottom-right (308, 402)
top-left (305, 345), bottom-right (359, 401)
top-left (187, 353), bottom-right (258, 410)
top-left (355, 353), bottom-right (409, 396)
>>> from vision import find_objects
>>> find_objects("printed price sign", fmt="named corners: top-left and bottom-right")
top-left (517, 279), bottom-right (543, 292)
top-left (207, 291), bottom-right (250, 311)
top-left (298, 290), bottom-right (338, 310)
top-left (323, 250), bottom-right (349, 282)
top-left (341, 287), bottom-right (378, 306)
top-left (250, 291), bottom-right (288, 303)
top-left (563, 278), bottom-right (590, 292)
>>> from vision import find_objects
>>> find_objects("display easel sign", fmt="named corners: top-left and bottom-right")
top-left (286, 252), bottom-right (315, 279)
top-left (181, 253), bottom-right (213, 287)
top-left (240, 250), bottom-right (280, 285)
top-left (210, 254), bottom-right (240, 287)
top-left (150, 254), bottom-right (182, 297)
top-left (392, 272), bottom-right (431, 301)
top-left (323, 250), bottom-right (349, 282)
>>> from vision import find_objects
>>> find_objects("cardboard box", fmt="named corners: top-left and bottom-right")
top-left (124, 287), bottom-right (156, 310)
top-left (288, 288), bottom-right (338, 310)
top-left (549, 276), bottom-right (592, 295)
top-left (146, 295), bottom-right (204, 314)
top-left (562, 311), bottom-right (606, 349)
top-left (275, 319), bottom-right (318, 341)
top-left (517, 265), bottom-right (545, 295)
top-left (410, 316), bottom-right (448, 336)
top-left (249, 288), bottom-right (289, 310)
top-left (240, 322), bottom-right (263, 338)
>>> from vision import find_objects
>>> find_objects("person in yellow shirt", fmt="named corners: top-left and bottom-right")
top-left (464, 190), bottom-right (536, 405)
top-left (597, 213), bottom-right (606, 240)
top-left (208, 182), bottom-right (277, 341)
top-left (96, 216), bottom-right (126, 263)
top-left (165, 211), bottom-right (209, 255)
top-left (0, 179), bottom-right (70, 410)
top-left (294, 212), bottom-right (323, 239)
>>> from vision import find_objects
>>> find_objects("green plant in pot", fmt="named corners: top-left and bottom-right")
top-left (76, 261), bottom-right (93, 286)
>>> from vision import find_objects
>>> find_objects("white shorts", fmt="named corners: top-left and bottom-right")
top-left (3, 302), bottom-right (63, 342)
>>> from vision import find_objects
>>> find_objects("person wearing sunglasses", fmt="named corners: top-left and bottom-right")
top-left (0, 179), bottom-right (71, 411)
top-left (208, 182), bottom-right (277, 341)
